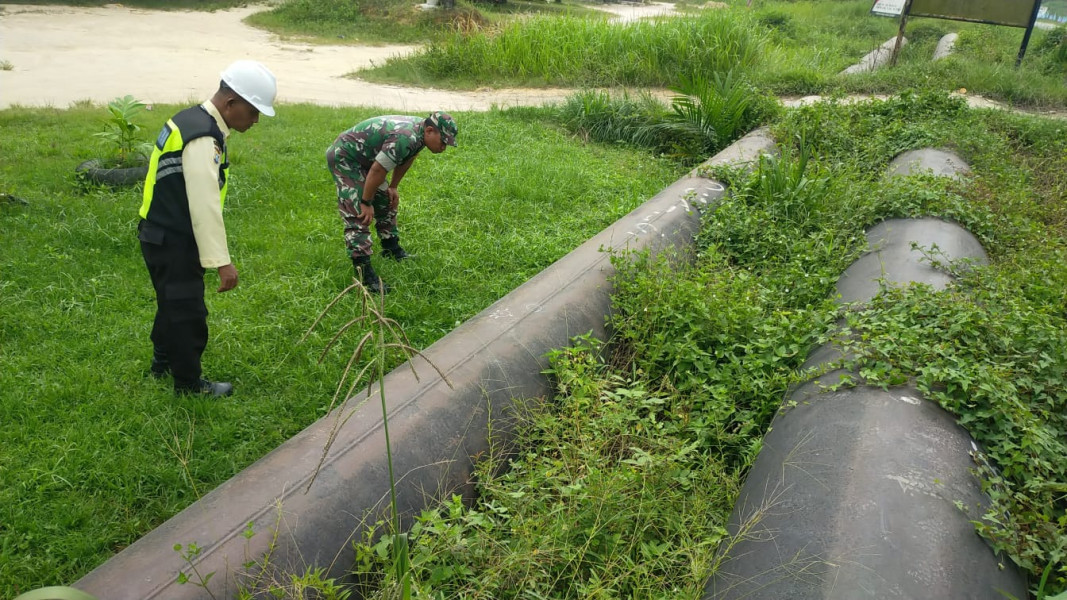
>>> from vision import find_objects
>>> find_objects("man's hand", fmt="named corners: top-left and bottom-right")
top-left (217, 263), bottom-right (238, 292)
top-left (356, 202), bottom-right (374, 226)
top-left (387, 187), bottom-right (399, 212)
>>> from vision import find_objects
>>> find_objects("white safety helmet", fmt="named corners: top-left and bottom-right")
top-left (220, 60), bottom-right (277, 117)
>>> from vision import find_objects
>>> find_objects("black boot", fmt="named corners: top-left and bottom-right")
top-left (175, 378), bottom-right (234, 397)
top-left (381, 238), bottom-right (414, 261)
top-left (352, 256), bottom-right (390, 295)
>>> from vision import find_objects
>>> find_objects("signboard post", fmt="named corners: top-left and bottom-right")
top-left (876, 0), bottom-right (1041, 67)
top-left (1013, 0), bottom-right (1044, 66)
top-left (871, 0), bottom-right (906, 18)
top-left (890, 0), bottom-right (914, 66)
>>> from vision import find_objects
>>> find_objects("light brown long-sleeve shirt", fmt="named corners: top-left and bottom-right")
top-left (186, 101), bottom-right (231, 269)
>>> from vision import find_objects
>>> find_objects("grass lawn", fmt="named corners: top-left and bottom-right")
top-left (0, 103), bottom-right (685, 595)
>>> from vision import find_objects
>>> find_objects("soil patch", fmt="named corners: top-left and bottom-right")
top-left (588, 1), bottom-right (679, 22)
top-left (3, 3), bottom-right (1060, 121)
top-left (0, 3), bottom-right (577, 111)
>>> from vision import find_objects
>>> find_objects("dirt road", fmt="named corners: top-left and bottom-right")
top-left (3, 3), bottom-right (1058, 119)
top-left (0, 2), bottom-right (676, 111)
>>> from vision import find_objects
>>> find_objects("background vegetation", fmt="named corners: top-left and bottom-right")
top-left (349, 0), bottom-right (1067, 109)
top-left (245, 0), bottom-right (605, 44)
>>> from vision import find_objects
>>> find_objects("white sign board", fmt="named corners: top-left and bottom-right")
top-left (871, 0), bottom-right (906, 17)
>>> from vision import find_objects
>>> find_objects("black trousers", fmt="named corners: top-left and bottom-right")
top-left (138, 220), bottom-right (209, 389)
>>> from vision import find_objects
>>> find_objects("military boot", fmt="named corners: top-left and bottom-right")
top-left (352, 256), bottom-right (390, 295)
top-left (381, 238), bottom-right (415, 262)
top-left (175, 378), bottom-right (234, 397)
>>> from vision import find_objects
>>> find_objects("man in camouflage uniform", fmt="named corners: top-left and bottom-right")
top-left (325, 111), bottom-right (458, 294)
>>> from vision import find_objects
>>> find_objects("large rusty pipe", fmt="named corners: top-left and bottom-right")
top-left (705, 149), bottom-right (1028, 599)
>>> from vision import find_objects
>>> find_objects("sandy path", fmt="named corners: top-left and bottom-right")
top-left (0, 2), bottom-right (676, 112)
top-left (588, 1), bottom-right (678, 22)
top-left (5, 3), bottom-right (1057, 119)
top-left (0, 3), bottom-right (576, 111)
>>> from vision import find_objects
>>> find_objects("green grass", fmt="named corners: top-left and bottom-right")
top-left (0, 102), bottom-right (684, 596)
top-left (17, 0), bottom-right (1061, 107)
top-left (723, 2), bottom-right (1067, 107)
top-left (740, 0), bottom-right (897, 94)
top-left (825, 20), bottom-right (1067, 106)
top-left (780, 95), bottom-right (1067, 596)
top-left (360, 10), bottom-right (767, 88)
top-left (555, 74), bottom-right (781, 162)
top-left (345, 91), bottom-right (1067, 599)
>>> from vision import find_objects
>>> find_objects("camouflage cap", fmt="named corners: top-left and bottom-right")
top-left (428, 111), bottom-right (458, 147)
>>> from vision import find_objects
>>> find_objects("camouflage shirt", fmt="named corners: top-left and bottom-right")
top-left (332, 115), bottom-right (427, 173)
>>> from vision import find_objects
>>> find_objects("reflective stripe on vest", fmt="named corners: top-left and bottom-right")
top-left (139, 106), bottom-right (229, 234)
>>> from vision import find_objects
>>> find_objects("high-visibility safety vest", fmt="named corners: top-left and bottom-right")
top-left (139, 106), bottom-right (229, 235)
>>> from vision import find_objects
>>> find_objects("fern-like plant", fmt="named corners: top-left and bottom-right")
top-left (646, 69), bottom-right (761, 158)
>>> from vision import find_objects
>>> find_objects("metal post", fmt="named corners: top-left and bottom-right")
top-left (890, 0), bottom-right (914, 67)
top-left (1016, 0), bottom-right (1043, 68)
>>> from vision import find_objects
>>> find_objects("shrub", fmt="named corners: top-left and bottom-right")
top-left (557, 72), bottom-right (778, 162)
top-left (904, 20), bottom-right (950, 44)
top-left (557, 89), bottom-right (670, 149)
top-left (1033, 25), bottom-right (1067, 74)
top-left (756, 9), bottom-right (793, 35)
top-left (651, 70), bottom-right (780, 158)
top-left (93, 95), bottom-right (151, 167)
top-left (398, 11), bottom-right (766, 88)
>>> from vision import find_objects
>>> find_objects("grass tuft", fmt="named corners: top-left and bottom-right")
top-left (360, 10), bottom-right (766, 88)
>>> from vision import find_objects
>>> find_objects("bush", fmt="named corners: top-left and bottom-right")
top-left (557, 89), bottom-right (670, 148)
top-left (904, 20), bottom-right (950, 44)
top-left (557, 72), bottom-right (778, 162)
top-left (392, 11), bottom-right (767, 88)
top-left (93, 95), bottom-right (151, 167)
top-left (756, 9), bottom-right (793, 35)
top-left (351, 336), bottom-right (738, 599)
top-left (651, 70), bottom-right (781, 158)
top-left (1033, 25), bottom-right (1067, 74)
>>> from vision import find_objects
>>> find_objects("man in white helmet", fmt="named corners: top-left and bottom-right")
top-left (137, 60), bottom-right (276, 397)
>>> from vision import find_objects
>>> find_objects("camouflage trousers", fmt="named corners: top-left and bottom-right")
top-left (326, 146), bottom-right (399, 259)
